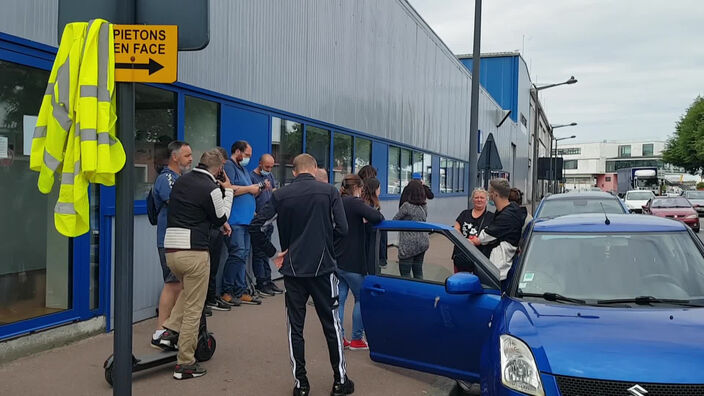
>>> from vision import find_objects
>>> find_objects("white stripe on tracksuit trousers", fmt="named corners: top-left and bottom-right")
top-left (285, 272), bottom-right (347, 389)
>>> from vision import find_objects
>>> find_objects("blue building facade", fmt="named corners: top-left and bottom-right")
top-left (0, 1), bottom-right (530, 343)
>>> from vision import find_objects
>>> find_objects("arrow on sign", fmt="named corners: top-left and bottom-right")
top-left (115, 58), bottom-right (164, 75)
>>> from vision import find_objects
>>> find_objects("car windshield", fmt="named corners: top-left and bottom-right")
top-left (652, 198), bottom-right (691, 208)
top-left (627, 192), bottom-right (654, 200)
top-left (517, 232), bottom-right (704, 303)
top-left (685, 191), bottom-right (704, 199)
top-left (537, 199), bottom-right (625, 219)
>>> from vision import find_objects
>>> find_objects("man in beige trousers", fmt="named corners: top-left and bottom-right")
top-left (158, 149), bottom-right (235, 380)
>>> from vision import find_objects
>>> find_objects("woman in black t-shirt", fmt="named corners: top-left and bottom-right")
top-left (453, 188), bottom-right (494, 272)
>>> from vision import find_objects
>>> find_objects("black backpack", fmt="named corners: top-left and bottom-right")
top-left (146, 188), bottom-right (160, 226)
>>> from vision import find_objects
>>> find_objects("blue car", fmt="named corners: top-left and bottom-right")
top-left (361, 215), bottom-right (704, 395)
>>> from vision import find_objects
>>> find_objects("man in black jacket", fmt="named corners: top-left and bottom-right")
top-left (159, 149), bottom-right (234, 380)
top-left (250, 154), bottom-right (353, 396)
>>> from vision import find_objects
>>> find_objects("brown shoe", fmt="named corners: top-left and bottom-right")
top-left (220, 293), bottom-right (240, 307)
top-left (240, 293), bottom-right (262, 305)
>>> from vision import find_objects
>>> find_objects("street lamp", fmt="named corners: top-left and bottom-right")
top-left (530, 76), bottom-right (578, 213)
top-left (548, 123), bottom-right (577, 193)
top-left (551, 122), bottom-right (578, 129)
top-left (554, 135), bottom-right (576, 193)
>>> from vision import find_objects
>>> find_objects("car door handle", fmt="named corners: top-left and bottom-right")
top-left (367, 286), bottom-right (386, 294)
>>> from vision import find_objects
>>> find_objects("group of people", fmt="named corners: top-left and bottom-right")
top-left (149, 140), bottom-right (389, 395)
top-left (453, 179), bottom-right (531, 280)
top-left (147, 139), bottom-right (528, 395)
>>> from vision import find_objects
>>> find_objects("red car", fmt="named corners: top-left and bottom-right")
top-left (642, 196), bottom-right (700, 232)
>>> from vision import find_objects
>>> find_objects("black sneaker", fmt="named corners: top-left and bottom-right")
top-left (331, 377), bottom-right (354, 396)
top-left (206, 298), bottom-right (232, 311)
top-left (257, 284), bottom-right (275, 297)
top-left (269, 282), bottom-right (284, 294)
top-left (159, 329), bottom-right (179, 350)
top-left (151, 336), bottom-right (167, 351)
top-left (293, 384), bottom-right (310, 396)
top-left (204, 306), bottom-right (212, 317)
top-left (173, 362), bottom-right (207, 380)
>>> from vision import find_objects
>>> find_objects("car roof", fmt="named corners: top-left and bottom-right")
top-left (374, 220), bottom-right (454, 232)
top-left (626, 190), bottom-right (654, 194)
top-left (533, 213), bottom-right (687, 233)
top-left (544, 191), bottom-right (618, 201)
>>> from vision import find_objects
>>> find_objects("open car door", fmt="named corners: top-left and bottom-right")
top-left (360, 220), bottom-right (501, 382)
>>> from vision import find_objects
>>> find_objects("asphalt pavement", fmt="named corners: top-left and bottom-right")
top-left (0, 278), bottom-right (459, 396)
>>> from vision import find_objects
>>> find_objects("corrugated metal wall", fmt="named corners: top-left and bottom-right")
top-left (3, 0), bottom-right (529, 173)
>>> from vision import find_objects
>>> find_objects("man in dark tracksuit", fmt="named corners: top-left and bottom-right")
top-left (250, 154), bottom-right (353, 396)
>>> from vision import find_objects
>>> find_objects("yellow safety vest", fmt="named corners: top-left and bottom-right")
top-left (30, 19), bottom-right (125, 237)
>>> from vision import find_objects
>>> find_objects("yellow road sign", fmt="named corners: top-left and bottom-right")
top-left (113, 25), bottom-right (177, 83)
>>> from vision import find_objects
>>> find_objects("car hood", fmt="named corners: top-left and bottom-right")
top-left (504, 300), bottom-right (704, 383)
top-left (650, 207), bottom-right (696, 216)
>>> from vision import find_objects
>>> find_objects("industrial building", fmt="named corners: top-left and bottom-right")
top-left (0, 0), bottom-right (532, 343)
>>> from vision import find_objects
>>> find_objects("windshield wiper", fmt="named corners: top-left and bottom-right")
top-left (596, 296), bottom-right (702, 307)
top-left (517, 291), bottom-right (586, 304)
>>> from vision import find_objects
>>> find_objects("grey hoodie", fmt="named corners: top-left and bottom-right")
top-left (393, 202), bottom-right (429, 259)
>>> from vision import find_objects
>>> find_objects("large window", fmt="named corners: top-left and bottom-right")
top-left (354, 137), bottom-right (371, 171)
top-left (271, 117), bottom-right (302, 187)
top-left (388, 145), bottom-right (428, 194)
top-left (0, 60), bottom-right (71, 325)
top-left (440, 158), bottom-right (448, 193)
top-left (642, 143), bottom-right (654, 157)
top-left (306, 126), bottom-right (330, 177)
top-left (400, 148), bottom-right (412, 189)
top-left (423, 154), bottom-right (433, 187)
top-left (184, 95), bottom-right (219, 165)
top-left (606, 159), bottom-right (663, 172)
top-left (388, 146), bottom-right (400, 194)
top-left (439, 157), bottom-right (466, 193)
top-left (618, 145), bottom-right (631, 158)
top-left (564, 160), bottom-right (578, 170)
top-left (333, 133), bottom-right (352, 187)
top-left (135, 85), bottom-right (177, 200)
top-left (554, 147), bottom-right (581, 156)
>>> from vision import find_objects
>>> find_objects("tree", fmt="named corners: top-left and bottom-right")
top-left (662, 96), bottom-right (704, 174)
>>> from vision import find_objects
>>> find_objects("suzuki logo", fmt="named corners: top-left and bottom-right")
top-left (627, 384), bottom-right (648, 396)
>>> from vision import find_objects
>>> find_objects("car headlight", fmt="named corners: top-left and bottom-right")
top-left (686, 214), bottom-right (698, 219)
top-left (500, 335), bottom-right (544, 396)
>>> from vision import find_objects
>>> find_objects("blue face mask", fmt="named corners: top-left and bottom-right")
top-left (261, 170), bottom-right (270, 176)
top-left (239, 157), bottom-right (250, 167)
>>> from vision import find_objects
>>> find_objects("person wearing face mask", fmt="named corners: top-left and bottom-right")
top-left (469, 178), bottom-right (526, 280)
top-left (334, 174), bottom-right (384, 350)
top-left (453, 188), bottom-right (495, 272)
top-left (249, 153), bottom-right (284, 296)
top-left (221, 140), bottom-right (265, 306)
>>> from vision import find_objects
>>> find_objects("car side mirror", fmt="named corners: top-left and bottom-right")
top-left (446, 273), bottom-right (483, 295)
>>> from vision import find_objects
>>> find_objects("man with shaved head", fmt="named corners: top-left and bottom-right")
top-left (249, 153), bottom-right (353, 396)
top-left (249, 153), bottom-right (282, 296)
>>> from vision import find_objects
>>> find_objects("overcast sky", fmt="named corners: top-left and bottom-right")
top-left (408, 0), bottom-right (704, 143)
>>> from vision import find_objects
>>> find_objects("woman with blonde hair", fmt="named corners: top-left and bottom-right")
top-left (453, 188), bottom-right (494, 272)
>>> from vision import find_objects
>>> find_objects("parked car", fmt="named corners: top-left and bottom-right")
top-left (642, 196), bottom-right (700, 232)
top-left (534, 191), bottom-right (628, 220)
top-left (623, 189), bottom-right (655, 213)
top-left (682, 190), bottom-right (704, 216)
top-left (362, 217), bottom-right (704, 396)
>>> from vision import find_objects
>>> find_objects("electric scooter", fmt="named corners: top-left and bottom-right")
top-left (103, 307), bottom-right (216, 386)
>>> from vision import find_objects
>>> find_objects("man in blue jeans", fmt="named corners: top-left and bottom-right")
top-left (249, 153), bottom-right (284, 296)
top-left (221, 141), bottom-right (264, 306)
